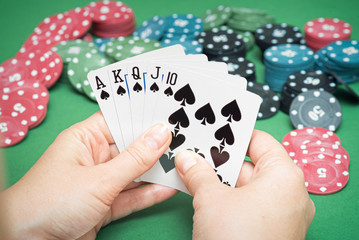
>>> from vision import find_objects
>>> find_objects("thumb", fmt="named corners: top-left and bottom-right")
top-left (175, 150), bottom-right (222, 196)
top-left (103, 123), bottom-right (171, 189)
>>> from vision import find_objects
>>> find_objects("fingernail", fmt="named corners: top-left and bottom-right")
top-left (144, 123), bottom-right (170, 150)
top-left (175, 150), bottom-right (197, 174)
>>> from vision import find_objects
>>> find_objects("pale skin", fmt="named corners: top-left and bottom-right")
top-left (0, 111), bottom-right (315, 239)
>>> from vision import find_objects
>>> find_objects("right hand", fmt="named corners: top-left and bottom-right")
top-left (175, 129), bottom-right (315, 240)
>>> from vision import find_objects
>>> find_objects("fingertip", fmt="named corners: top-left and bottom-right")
top-left (175, 150), bottom-right (198, 176)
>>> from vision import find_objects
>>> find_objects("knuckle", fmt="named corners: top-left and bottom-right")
top-left (124, 144), bottom-right (152, 171)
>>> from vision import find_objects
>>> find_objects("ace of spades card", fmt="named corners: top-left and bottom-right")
top-left (140, 64), bottom-right (261, 193)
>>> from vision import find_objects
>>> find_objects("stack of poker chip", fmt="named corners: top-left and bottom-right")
top-left (314, 40), bottom-right (359, 83)
top-left (0, 68), bottom-right (50, 147)
top-left (197, 26), bottom-right (246, 60)
top-left (227, 7), bottom-right (275, 33)
top-left (289, 90), bottom-right (342, 132)
top-left (247, 82), bottom-right (280, 120)
top-left (282, 127), bottom-right (349, 195)
top-left (264, 44), bottom-right (314, 92)
top-left (22, 7), bottom-right (92, 52)
top-left (254, 23), bottom-right (305, 53)
top-left (280, 70), bottom-right (336, 114)
top-left (160, 14), bottom-right (203, 55)
top-left (212, 56), bottom-right (256, 82)
top-left (201, 5), bottom-right (232, 31)
top-left (304, 18), bottom-right (352, 52)
top-left (86, 1), bottom-right (136, 38)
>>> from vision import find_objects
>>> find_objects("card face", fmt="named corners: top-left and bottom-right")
top-left (140, 66), bottom-right (261, 193)
top-left (88, 45), bottom-right (186, 149)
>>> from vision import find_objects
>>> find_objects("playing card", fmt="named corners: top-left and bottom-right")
top-left (140, 65), bottom-right (260, 193)
top-left (88, 45), bottom-right (186, 149)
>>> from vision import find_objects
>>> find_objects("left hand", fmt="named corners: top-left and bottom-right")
top-left (1, 111), bottom-right (177, 239)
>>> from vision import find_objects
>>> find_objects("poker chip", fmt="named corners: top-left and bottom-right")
top-left (81, 33), bottom-right (94, 42)
top-left (160, 39), bottom-right (202, 54)
top-left (280, 70), bottom-right (336, 114)
top-left (302, 157), bottom-right (349, 195)
top-left (161, 14), bottom-right (203, 42)
top-left (67, 52), bottom-right (111, 99)
top-left (255, 23), bottom-right (304, 53)
top-left (197, 26), bottom-right (246, 59)
top-left (104, 36), bottom-right (161, 61)
top-left (264, 44), bottom-right (314, 91)
top-left (227, 7), bottom-right (275, 33)
top-left (212, 56), bottom-right (256, 82)
top-left (0, 116), bottom-right (28, 147)
top-left (133, 16), bottom-right (167, 40)
top-left (304, 18), bottom-right (352, 51)
top-left (235, 31), bottom-right (255, 51)
top-left (281, 127), bottom-right (349, 194)
top-left (86, 1), bottom-right (135, 38)
top-left (201, 5), bottom-right (232, 30)
top-left (289, 90), bottom-right (342, 131)
top-left (247, 82), bottom-right (279, 119)
top-left (0, 58), bottom-right (37, 88)
top-left (1, 82), bottom-right (49, 129)
top-left (314, 41), bottom-right (359, 84)
top-left (93, 37), bottom-right (113, 55)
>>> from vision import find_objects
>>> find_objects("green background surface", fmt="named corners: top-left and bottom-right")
top-left (1, 0), bottom-right (359, 239)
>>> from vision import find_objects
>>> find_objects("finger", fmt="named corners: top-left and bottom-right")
top-left (236, 160), bottom-right (255, 187)
top-left (101, 123), bottom-right (171, 189)
top-left (247, 130), bottom-right (293, 168)
top-left (122, 181), bottom-right (144, 191)
top-left (109, 184), bottom-right (178, 221)
top-left (175, 150), bottom-right (223, 196)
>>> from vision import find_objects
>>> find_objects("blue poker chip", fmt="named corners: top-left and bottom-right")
top-left (160, 39), bottom-right (203, 54)
top-left (132, 16), bottom-right (167, 40)
top-left (94, 38), bottom-right (113, 55)
top-left (264, 44), bottom-right (314, 67)
top-left (326, 40), bottom-right (359, 68)
top-left (165, 14), bottom-right (203, 34)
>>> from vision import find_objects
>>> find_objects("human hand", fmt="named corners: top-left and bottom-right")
top-left (1, 111), bottom-right (177, 239)
top-left (175, 129), bottom-right (315, 240)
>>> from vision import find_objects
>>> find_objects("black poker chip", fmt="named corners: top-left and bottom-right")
top-left (280, 70), bottom-right (336, 114)
top-left (197, 26), bottom-right (246, 58)
top-left (254, 23), bottom-right (303, 52)
top-left (289, 90), bottom-right (342, 131)
top-left (212, 56), bottom-right (256, 82)
top-left (247, 81), bottom-right (280, 119)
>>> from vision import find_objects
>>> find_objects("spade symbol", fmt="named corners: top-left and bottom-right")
top-left (150, 82), bottom-right (159, 92)
top-left (159, 152), bottom-right (175, 173)
top-left (210, 146), bottom-right (230, 168)
top-left (214, 123), bottom-right (235, 146)
top-left (117, 85), bottom-right (126, 96)
top-left (100, 90), bottom-right (110, 100)
top-left (174, 84), bottom-right (195, 106)
top-left (168, 107), bottom-right (189, 129)
top-left (169, 131), bottom-right (186, 151)
top-left (195, 103), bottom-right (216, 125)
top-left (133, 82), bottom-right (143, 92)
top-left (164, 87), bottom-right (173, 96)
top-left (221, 100), bottom-right (241, 122)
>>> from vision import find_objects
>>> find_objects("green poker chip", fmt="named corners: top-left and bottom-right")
top-left (67, 52), bottom-right (111, 101)
top-left (201, 5), bottom-right (232, 31)
top-left (234, 31), bottom-right (255, 50)
top-left (104, 36), bottom-right (161, 61)
top-left (52, 39), bottom-right (99, 64)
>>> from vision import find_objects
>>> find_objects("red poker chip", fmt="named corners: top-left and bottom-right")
top-left (64, 7), bottom-right (92, 39)
top-left (282, 127), bottom-right (341, 158)
top-left (28, 106), bottom-right (47, 129)
top-left (305, 18), bottom-right (352, 41)
top-left (0, 116), bottom-right (28, 147)
top-left (293, 144), bottom-right (350, 169)
top-left (19, 50), bottom-right (63, 88)
top-left (1, 83), bottom-right (48, 129)
top-left (301, 157), bottom-right (349, 195)
top-left (81, 33), bottom-right (94, 42)
top-left (86, 1), bottom-right (134, 23)
top-left (0, 58), bottom-right (39, 88)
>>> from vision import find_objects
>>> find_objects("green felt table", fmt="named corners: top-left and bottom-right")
top-left (1, 0), bottom-right (359, 239)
